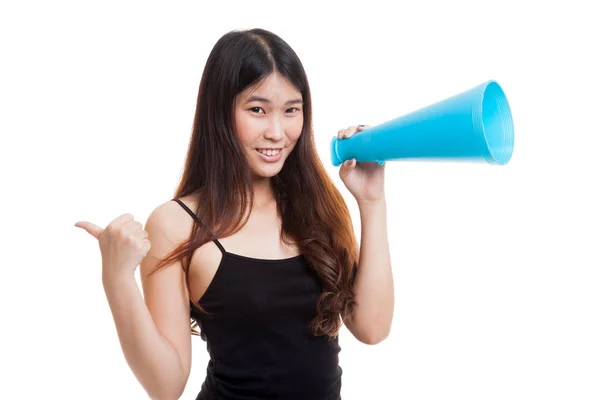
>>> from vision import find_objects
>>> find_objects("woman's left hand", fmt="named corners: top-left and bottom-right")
top-left (337, 125), bottom-right (386, 203)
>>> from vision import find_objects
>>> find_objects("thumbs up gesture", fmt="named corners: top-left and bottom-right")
top-left (75, 213), bottom-right (151, 281)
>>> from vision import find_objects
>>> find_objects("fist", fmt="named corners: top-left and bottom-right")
top-left (75, 213), bottom-right (151, 280)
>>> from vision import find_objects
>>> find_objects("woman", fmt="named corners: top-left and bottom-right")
top-left (76, 28), bottom-right (394, 400)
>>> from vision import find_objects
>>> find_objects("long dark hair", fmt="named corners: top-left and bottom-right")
top-left (149, 28), bottom-right (359, 339)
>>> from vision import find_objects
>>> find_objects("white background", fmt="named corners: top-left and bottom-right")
top-left (1, 1), bottom-right (599, 399)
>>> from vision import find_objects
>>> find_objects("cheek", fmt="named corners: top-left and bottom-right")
top-left (235, 114), bottom-right (261, 145)
top-left (287, 117), bottom-right (304, 140)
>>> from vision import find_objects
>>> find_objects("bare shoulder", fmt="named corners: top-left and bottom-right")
top-left (141, 197), bottom-right (197, 256)
top-left (142, 195), bottom-right (221, 304)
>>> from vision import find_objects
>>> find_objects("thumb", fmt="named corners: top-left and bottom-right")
top-left (74, 221), bottom-right (104, 239)
top-left (339, 158), bottom-right (356, 179)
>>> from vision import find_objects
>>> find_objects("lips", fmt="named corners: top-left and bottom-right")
top-left (255, 148), bottom-right (282, 162)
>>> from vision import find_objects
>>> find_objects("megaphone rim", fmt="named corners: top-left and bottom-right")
top-left (479, 80), bottom-right (515, 165)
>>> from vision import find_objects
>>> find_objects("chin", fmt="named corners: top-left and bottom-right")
top-left (250, 162), bottom-right (286, 178)
top-left (254, 167), bottom-right (283, 178)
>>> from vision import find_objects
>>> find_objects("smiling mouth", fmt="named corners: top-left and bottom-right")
top-left (255, 148), bottom-right (282, 156)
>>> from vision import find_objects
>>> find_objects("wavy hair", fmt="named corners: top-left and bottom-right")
top-left (149, 28), bottom-right (359, 339)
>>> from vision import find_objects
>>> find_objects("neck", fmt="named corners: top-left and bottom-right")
top-left (251, 176), bottom-right (275, 208)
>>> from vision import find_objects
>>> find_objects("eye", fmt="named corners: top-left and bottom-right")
top-left (249, 107), bottom-right (264, 114)
top-left (286, 107), bottom-right (300, 113)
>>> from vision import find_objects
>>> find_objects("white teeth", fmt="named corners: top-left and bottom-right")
top-left (257, 149), bottom-right (280, 156)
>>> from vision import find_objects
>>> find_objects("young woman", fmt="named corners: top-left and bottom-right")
top-left (76, 28), bottom-right (394, 400)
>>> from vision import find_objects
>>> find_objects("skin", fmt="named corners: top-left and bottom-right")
top-left (335, 127), bottom-right (394, 344)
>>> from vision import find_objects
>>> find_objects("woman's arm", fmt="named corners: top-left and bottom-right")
top-left (344, 199), bottom-right (394, 344)
top-left (103, 202), bottom-right (192, 399)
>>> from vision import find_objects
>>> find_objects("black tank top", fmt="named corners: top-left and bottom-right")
top-left (172, 199), bottom-right (343, 400)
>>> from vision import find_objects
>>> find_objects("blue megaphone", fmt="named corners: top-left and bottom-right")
top-left (330, 80), bottom-right (514, 166)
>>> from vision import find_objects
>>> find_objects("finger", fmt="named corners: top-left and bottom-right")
top-left (339, 158), bottom-right (356, 179)
top-left (343, 126), bottom-right (357, 139)
top-left (342, 128), bottom-right (350, 139)
top-left (123, 220), bottom-right (143, 234)
top-left (110, 213), bottom-right (135, 229)
top-left (132, 228), bottom-right (149, 240)
top-left (140, 238), bottom-right (152, 255)
top-left (337, 129), bottom-right (345, 139)
top-left (74, 221), bottom-right (103, 239)
top-left (346, 125), bottom-right (366, 138)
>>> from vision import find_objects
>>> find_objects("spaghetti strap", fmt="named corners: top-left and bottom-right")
top-left (212, 238), bottom-right (226, 254)
top-left (171, 198), bottom-right (198, 222)
top-left (171, 198), bottom-right (226, 254)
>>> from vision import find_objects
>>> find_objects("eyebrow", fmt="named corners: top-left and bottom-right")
top-left (245, 95), bottom-right (303, 105)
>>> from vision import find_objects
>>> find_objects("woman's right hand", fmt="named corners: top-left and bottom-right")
top-left (75, 213), bottom-right (151, 281)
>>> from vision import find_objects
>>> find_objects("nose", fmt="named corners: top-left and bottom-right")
top-left (264, 116), bottom-right (284, 141)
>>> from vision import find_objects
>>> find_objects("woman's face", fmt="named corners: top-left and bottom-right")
top-left (234, 72), bottom-right (304, 179)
